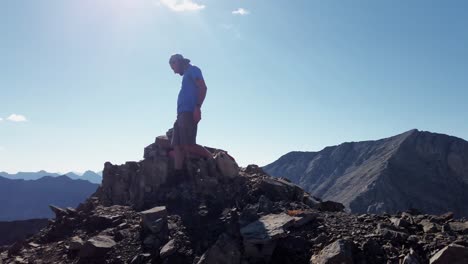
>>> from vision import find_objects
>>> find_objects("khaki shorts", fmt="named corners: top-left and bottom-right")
top-left (171, 112), bottom-right (198, 147)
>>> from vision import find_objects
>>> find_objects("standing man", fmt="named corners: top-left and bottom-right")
top-left (169, 54), bottom-right (214, 179)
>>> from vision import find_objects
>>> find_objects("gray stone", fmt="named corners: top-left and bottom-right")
top-left (258, 195), bottom-right (273, 214)
top-left (420, 219), bottom-right (439, 233)
top-left (402, 249), bottom-right (420, 264)
top-left (241, 213), bottom-right (295, 262)
top-left (376, 224), bottom-right (408, 242)
top-left (390, 217), bottom-right (411, 229)
top-left (49, 205), bottom-right (68, 220)
top-left (130, 253), bottom-right (151, 264)
top-left (448, 221), bottom-right (468, 233)
top-left (430, 244), bottom-right (468, 264)
top-left (155, 135), bottom-right (171, 150)
top-left (160, 239), bottom-right (177, 259)
top-left (69, 236), bottom-right (84, 251)
top-left (310, 239), bottom-right (355, 264)
top-left (241, 213), bottom-right (295, 243)
top-left (141, 206), bottom-right (168, 233)
top-left (303, 195), bottom-right (321, 209)
top-left (197, 234), bottom-right (241, 264)
top-left (143, 235), bottom-right (161, 249)
top-left (291, 211), bottom-right (317, 227)
top-left (258, 178), bottom-right (305, 202)
top-left (79, 235), bottom-right (116, 258)
top-left (214, 151), bottom-right (239, 179)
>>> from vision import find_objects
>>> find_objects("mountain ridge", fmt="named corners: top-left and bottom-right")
top-left (0, 170), bottom-right (102, 184)
top-left (264, 129), bottom-right (468, 217)
top-left (0, 175), bottom-right (99, 221)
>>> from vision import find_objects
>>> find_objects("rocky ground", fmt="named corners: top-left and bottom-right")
top-left (1, 133), bottom-right (468, 264)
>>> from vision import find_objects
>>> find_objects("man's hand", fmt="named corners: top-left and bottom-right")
top-left (193, 106), bottom-right (201, 124)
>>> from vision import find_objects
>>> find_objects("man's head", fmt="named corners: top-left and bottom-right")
top-left (169, 54), bottom-right (190, 76)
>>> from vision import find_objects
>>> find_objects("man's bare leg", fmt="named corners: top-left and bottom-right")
top-left (174, 145), bottom-right (185, 170)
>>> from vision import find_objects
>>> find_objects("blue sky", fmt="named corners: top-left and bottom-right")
top-left (1, 0), bottom-right (467, 173)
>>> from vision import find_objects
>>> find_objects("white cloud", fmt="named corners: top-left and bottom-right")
top-left (7, 114), bottom-right (27, 122)
top-left (232, 8), bottom-right (249, 16)
top-left (0, 117), bottom-right (3, 122)
top-left (159, 0), bottom-right (205, 12)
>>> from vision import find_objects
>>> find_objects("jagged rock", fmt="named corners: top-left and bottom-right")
top-left (241, 213), bottom-right (295, 262)
top-left (448, 221), bottom-right (468, 234)
top-left (130, 253), bottom-right (151, 264)
top-left (197, 233), bottom-right (241, 264)
top-left (79, 235), bottom-right (116, 258)
top-left (140, 206), bottom-right (168, 233)
top-left (310, 239), bottom-right (355, 264)
top-left (143, 235), bottom-right (161, 249)
top-left (429, 244), bottom-right (468, 264)
top-left (241, 213), bottom-right (295, 243)
top-left (438, 212), bottom-right (454, 221)
top-left (160, 239), bottom-right (177, 259)
top-left (49, 205), bottom-right (68, 220)
top-left (214, 151), bottom-right (239, 179)
top-left (303, 194), bottom-right (321, 209)
top-left (376, 223), bottom-right (408, 242)
top-left (390, 217), bottom-right (411, 229)
top-left (242, 164), bottom-right (265, 175)
top-left (317, 201), bottom-right (345, 212)
top-left (402, 249), bottom-right (420, 264)
top-left (89, 214), bottom-right (116, 230)
top-left (155, 135), bottom-right (171, 150)
top-left (69, 236), bottom-right (84, 251)
top-left (420, 219), bottom-right (439, 233)
top-left (362, 238), bottom-right (384, 260)
top-left (288, 210), bottom-right (317, 227)
top-left (258, 195), bottom-right (273, 214)
top-left (258, 178), bottom-right (304, 202)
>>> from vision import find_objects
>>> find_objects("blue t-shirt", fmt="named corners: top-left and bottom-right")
top-left (177, 65), bottom-right (204, 113)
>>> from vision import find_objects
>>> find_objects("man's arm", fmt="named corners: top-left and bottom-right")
top-left (195, 79), bottom-right (207, 107)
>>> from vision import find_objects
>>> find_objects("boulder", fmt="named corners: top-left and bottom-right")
top-left (420, 219), bottom-right (439, 233)
top-left (310, 239), bottom-right (355, 264)
top-left (214, 151), bottom-right (239, 179)
top-left (140, 206), bottom-right (168, 234)
top-left (79, 235), bottom-right (116, 258)
top-left (69, 236), bottom-right (84, 251)
top-left (258, 178), bottom-right (304, 202)
top-left (448, 221), bottom-right (468, 234)
top-left (241, 213), bottom-right (295, 262)
top-left (429, 244), bottom-right (468, 264)
top-left (197, 234), bottom-right (241, 264)
top-left (160, 239), bottom-right (177, 259)
top-left (241, 213), bottom-right (295, 243)
top-left (49, 205), bottom-right (68, 220)
top-left (317, 201), bottom-right (345, 212)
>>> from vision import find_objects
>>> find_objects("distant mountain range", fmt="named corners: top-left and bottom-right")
top-left (0, 175), bottom-right (99, 221)
top-left (264, 129), bottom-right (468, 217)
top-left (0, 170), bottom-right (102, 184)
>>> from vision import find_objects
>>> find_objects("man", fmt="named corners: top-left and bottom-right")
top-left (169, 54), bottom-right (214, 180)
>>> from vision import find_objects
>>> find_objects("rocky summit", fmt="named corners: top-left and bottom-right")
top-left (1, 131), bottom-right (468, 264)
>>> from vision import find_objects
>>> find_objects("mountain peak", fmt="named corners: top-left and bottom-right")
top-left (264, 129), bottom-right (468, 217)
